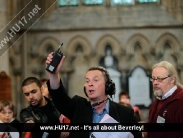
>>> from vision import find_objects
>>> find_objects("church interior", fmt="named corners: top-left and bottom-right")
top-left (0, 0), bottom-right (183, 122)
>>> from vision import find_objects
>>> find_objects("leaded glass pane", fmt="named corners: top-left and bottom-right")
top-left (138, 0), bottom-right (157, 3)
top-left (59, 0), bottom-right (79, 6)
top-left (83, 0), bottom-right (105, 5)
top-left (111, 0), bottom-right (134, 6)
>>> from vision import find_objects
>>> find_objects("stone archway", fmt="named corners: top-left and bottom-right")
top-left (155, 33), bottom-right (183, 83)
top-left (124, 34), bottom-right (152, 71)
top-left (65, 35), bottom-right (92, 98)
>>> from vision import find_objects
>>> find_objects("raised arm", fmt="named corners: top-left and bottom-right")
top-left (45, 52), bottom-right (65, 89)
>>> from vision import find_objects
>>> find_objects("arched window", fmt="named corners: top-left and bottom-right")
top-left (59, 0), bottom-right (79, 6)
top-left (164, 41), bottom-right (171, 50)
top-left (138, 0), bottom-right (157, 3)
top-left (59, 0), bottom-right (158, 6)
top-left (46, 44), bottom-right (54, 55)
top-left (111, 0), bottom-right (134, 6)
top-left (83, 0), bottom-right (105, 5)
top-left (76, 44), bottom-right (83, 53)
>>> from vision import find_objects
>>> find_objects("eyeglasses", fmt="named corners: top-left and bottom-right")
top-left (150, 76), bottom-right (171, 82)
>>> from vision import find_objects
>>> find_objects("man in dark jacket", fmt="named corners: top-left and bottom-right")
top-left (46, 53), bottom-right (142, 138)
top-left (20, 77), bottom-right (61, 138)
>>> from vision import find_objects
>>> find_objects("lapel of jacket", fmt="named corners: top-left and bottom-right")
top-left (109, 100), bottom-right (120, 123)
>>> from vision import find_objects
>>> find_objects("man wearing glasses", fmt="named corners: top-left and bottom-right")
top-left (148, 61), bottom-right (183, 138)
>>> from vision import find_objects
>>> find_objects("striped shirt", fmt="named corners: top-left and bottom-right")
top-left (161, 85), bottom-right (177, 100)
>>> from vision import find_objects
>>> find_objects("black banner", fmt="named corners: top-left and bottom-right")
top-left (1, 123), bottom-right (183, 132)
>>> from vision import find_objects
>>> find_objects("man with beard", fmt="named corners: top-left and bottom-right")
top-left (148, 61), bottom-right (183, 138)
top-left (20, 77), bottom-right (61, 138)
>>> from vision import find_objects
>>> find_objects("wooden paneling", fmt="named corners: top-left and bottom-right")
top-left (0, 71), bottom-right (11, 101)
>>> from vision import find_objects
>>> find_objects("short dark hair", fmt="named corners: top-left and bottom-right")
top-left (119, 90), bottom-right (130, 101)
top-left (40, 78), bottom-right (48, 85)
top-left (21, 77), bottom-right (42, 88)
top-left (87, 66), bottom-right (111, 82)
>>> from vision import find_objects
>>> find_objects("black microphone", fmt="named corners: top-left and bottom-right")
top-left (92, 98), bottom-right (108, 107)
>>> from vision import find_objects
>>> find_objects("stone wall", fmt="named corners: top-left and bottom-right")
top-left (0, 0), bottom-right (9, 74)
top-left (2, 0), bottom-right (183, 120)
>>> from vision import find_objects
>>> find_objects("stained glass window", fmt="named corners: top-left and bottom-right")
top-left (59, 0), bottom-right (79, 6)
top-left (59, 0), bottom-right (157, 6)
top-left (82, 0), bottom-right (105, 5)
top-left (111, 0), bottom-right (134, 6)
top-left (138, 0), bottom-right (157, 3)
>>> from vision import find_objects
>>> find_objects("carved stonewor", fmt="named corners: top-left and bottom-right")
top-left (128, 66), bottom-right (151, 108)
top-left (0, 71), bottom-right (11, 101)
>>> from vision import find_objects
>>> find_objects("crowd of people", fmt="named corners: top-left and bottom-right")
top-left (1, 52), bottom-right (183, 138)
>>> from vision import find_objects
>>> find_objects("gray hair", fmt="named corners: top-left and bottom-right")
top-left (152, 61), bottom-right (183, 88)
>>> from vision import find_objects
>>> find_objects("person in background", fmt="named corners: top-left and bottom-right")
top-left (40, 78), bottom-right (52, 99)
top-left (119, 91), bottom-right (141, 122)
top-left (20, 77), bottom-right (61, 138)
top-left (0, 100), bottom-right (20, 138)
top-left (23, 132), bottom-right (32, 138)
top-left (45, 53), bottom-right (142, 138)
top-left (148, 61), bottom-right (183, 138)
top-left (40, 78), bottom-right (70, 138)
top-left (9, 105), bottom-right (22, 137)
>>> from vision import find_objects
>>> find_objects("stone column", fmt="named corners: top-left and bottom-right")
top-left (0, 0), bottom-right (9, 74)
